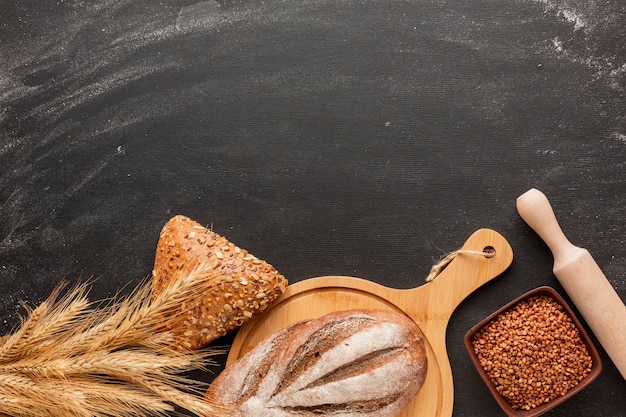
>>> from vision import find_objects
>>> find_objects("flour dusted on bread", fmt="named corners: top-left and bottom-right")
top-left (151, 215), bottom-right (287, 350)
top-left (206, 309), bottom-right (428, 417)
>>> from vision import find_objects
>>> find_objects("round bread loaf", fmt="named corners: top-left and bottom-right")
top-left (206, 309), bottom-right (428, 417)
top-left (151, 215), bottom-right (287, 350)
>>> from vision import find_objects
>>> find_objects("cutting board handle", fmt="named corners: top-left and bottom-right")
top-left (411, 228), bottom-right (514, 321)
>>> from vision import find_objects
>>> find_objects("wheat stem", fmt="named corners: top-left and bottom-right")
top-left (0, 266), bottom-right (235, 417)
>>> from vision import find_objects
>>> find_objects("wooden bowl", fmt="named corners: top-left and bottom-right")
top-left (464, 286), bottom-right (602, 417)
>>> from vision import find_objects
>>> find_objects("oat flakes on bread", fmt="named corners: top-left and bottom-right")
top-left (205, 309), bottom-right (428, 417)
top-left (151, 215), bottom-right (287, 350)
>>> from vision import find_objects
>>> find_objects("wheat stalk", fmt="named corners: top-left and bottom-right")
top-left (0, 266), bottom-right (235, 417)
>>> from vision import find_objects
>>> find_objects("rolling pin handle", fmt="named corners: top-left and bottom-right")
top-left (516, 188), bottom-right (573, 259)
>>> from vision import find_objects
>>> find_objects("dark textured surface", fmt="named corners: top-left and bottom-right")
top-left (1, 0), bottom-right (624, 415)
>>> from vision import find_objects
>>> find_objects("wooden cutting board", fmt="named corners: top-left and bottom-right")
top-left (226, 228), bottom-right (513, 417)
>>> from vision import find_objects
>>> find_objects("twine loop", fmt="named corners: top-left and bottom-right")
top-left (425, 248), bottom-right (495, 282)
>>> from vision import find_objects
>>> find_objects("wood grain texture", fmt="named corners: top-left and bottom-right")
top-left (228, 229), bottom-right (514, 417)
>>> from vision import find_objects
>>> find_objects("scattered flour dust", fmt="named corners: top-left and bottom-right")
top-left (176, 0), bottom-right (221, 29)
top-left (533, 0), bottom-right (588, 31)
top-left (551, 34), bottom-right (626, 92)
top-left (552, 37), bottom-right (564, 53)
top-left (535, 0), bottom-right (626, 93)
top-left (611, 133), bottom-right (626, 144)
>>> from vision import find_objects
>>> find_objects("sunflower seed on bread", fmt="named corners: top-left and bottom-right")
top-left (151, 215), bottom-right (287, 350)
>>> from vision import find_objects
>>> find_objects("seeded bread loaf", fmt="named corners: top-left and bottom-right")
top-left (205, 309), bottom-right (428, 417)
top-left (151, 215), bottom-right (287, 350)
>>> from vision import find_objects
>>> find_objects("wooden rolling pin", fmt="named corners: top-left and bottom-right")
top-left (517, 188), bottom-right (626, 379)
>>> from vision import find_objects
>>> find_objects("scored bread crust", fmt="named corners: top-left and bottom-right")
top-left (206, 309), bottom-right (428, 417)
top-left (151, 215), bottom-right (287, 350)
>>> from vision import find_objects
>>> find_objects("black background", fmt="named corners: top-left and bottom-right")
top-left (1, 0), bottom-right (624, 416)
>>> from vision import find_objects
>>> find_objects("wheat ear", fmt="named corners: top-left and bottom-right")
top-left (0, 266), bottom-right (235, 417)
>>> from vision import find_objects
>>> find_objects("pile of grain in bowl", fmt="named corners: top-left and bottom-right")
top-left (471, 295), bottom-right (593, 411)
